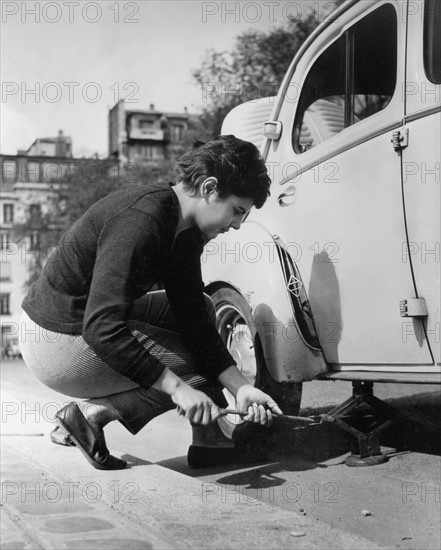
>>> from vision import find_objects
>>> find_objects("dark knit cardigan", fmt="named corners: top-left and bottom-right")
top-left (22, 181), bottom-right (235, 388)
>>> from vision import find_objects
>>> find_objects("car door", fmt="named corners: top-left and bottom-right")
top-left (262, 0), bottom-right (434, 370)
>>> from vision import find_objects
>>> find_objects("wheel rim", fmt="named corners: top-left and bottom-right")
top-left (216, 303), bottom-right (257, 425)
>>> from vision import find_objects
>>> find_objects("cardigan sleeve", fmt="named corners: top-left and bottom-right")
top-left (82, 210), bottom-right (166, 387)
top-left (163, 228), bottom-right (236, 381)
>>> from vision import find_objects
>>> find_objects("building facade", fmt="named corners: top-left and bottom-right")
top-left (18, 129), bottom-right (73, 158)
top-left (108, 100), bottom-right (198, 165)
top-left (0, 136), bottom-right (118, 357)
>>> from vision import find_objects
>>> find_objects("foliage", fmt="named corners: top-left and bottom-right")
top-left (12, 204), bottom-right (63, 289)
top-left (193, 0), bottom-right (347, 139)
top-left (193, 12), bottom-right (321, 138)
top-left (12, 4), bottom-right (347, 287)
top-left (11, 157), bottom-right (180, 289)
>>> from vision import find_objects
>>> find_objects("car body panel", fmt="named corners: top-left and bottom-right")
top-left (400, 2), bottom-right (441, 364)
top-left (203, 222), bottom-right (328, 382)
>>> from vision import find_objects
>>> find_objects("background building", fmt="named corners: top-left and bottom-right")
top-left (0, 134), bottom-right (118, 357)
top-left (1, 101), bottom-right (199, 356)
top-left (18, 130), bottom-right (73, 158)
top-left (108, 100), bottom-right (199, 165)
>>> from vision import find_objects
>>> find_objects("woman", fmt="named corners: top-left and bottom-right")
top-left (19, 135), bottom-right (282, 470)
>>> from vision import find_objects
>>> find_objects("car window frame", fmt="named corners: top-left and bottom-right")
top-left (291, 2), bottom-right (399, 155)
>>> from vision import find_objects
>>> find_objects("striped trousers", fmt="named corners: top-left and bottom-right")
top-left (19, 291), bottom-right (227, 434)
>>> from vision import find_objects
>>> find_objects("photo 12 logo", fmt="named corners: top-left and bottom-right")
top-left (1, 480), bottom-right (139, 505)
top-left (201, 481), bottom-right (340, 504)
top-left (201, 2), bottom-right (342, 24)
top-left (1, 2), bottom-right (140, 24)
top-left (1, 81), bottom-right (139, 104)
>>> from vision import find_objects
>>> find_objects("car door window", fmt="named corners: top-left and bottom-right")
top-left (424, 0), bottom-right (441, 84)
top-left (293, 4), bottom-right (397, 154)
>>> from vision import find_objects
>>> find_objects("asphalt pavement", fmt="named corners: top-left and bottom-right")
top-left (1, 358), bottom-right (440, 550)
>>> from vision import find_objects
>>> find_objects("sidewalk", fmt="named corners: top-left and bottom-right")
top-left (1, 381), bottom-right (383, 550)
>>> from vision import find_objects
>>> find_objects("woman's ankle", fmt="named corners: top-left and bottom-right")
top-left (80, 399), bottom-right (120, 430)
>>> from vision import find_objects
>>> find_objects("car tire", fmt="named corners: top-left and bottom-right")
top-left (210, 286), bottom-right (302, 437)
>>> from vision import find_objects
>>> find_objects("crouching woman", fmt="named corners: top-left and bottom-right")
top-left (19, 135), bottom-right (282, 470)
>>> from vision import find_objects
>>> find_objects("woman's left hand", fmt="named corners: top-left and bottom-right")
top-left (235, 384), bottom-right (283, 426)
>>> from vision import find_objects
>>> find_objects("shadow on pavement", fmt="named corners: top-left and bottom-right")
top-left (381, 391), bottom-right (441, 455)
top-left (156, 421), bottom-right (351, 479)
top-left (301, 389), bottom-right (441, 458)
top-left (157, 389), bottom-right (440, 479)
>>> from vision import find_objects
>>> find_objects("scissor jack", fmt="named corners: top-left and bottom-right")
top-left (321, 380), bottom-right (441, 466)
top-left (318, 381), bottom-right (394, 466)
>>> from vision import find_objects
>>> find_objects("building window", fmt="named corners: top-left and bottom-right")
top-left (171, 125), bottom-right (184, 142)
top-left (29, 231), bottom-right (40, 251)
top-left (140, 120), bottom-right (155, 130)
top-left (0, 232), bottom-right (13, 250)
top-left (29, 204), bottom-right (42, 223)
top-left (0, 262), bottom-right (11, 281)
top-left (2, 161), bottom-right (17, 184)
top-left (1, 324), bottom-right (15, 349)
top-left (2, 324), bottom-right (14, 335)
top-left (25, 161), bottom-right (39, 183)
top-left (3, 204), bottom-right (14, 224)
top-left (142, 146), bottom-right (154, 160)
top-left (0, 294), bottom-right (11, 315)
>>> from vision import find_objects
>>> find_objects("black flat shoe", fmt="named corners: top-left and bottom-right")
top-left (55, 402), bottom-right (127, 470)
top-left (50, 426), bottom-right (76, 447)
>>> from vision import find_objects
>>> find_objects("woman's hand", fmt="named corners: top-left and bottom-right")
top-left (217, 366), bottom-right (283, 426)
top-left (171, 383), bottom-right (220, 425)
top-left (151, 368), bottom-right (220, 425)
top-left (235, 384), bottom-right (283, 426)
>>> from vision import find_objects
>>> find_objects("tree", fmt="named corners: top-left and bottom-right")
top-left (12, 160), bottom-right (130, 290)
top-left (12, 202), bottom-right (64, 290)
top-left (193, 5), bottom-right (346, 138)
top-left (11, 155), bottom-right (182, 290)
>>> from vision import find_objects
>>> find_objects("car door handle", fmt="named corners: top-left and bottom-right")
top-left (277, 187), bottom-right (296, 206)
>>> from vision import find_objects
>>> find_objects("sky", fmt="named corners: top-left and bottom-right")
top-left (0, 0), bottom-right (324, 158)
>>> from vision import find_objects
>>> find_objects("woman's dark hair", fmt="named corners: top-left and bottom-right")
top-left (173, 135), bottom-right (271, 208)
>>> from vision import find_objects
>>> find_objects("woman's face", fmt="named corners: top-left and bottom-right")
top-left (195, 179), bottom-right (254, 241)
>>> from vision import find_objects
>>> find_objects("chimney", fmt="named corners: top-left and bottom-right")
top-left (149, 103), bottom-right (155, 111)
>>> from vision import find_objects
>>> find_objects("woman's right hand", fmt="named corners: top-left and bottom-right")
top-left (171, 383), bottom-right (220, 425)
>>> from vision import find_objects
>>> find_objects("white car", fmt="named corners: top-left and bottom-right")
top-left (203, 0), bottom-right (440, 458)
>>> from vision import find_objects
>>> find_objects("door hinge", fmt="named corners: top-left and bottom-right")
top-left (391, 127), bottom-right (409, 151)
top-left (399, 297), bottom-right (428, 317)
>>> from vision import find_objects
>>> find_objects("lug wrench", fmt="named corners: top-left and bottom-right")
top-left (219, 409), bottom-right (332, 426)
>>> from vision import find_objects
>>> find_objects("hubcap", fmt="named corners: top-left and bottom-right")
top-left (216, 303), bottom-right (257, 425)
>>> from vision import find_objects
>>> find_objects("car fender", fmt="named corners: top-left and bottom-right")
top-left (202, 220), bottom-right (328, 382)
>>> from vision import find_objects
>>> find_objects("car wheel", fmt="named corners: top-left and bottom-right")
top-left (210, 286), bottom-right (302, 437)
